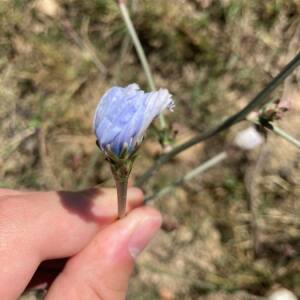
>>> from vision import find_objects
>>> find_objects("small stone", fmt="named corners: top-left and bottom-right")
top-left (35, 0), bottom-right (61, 17)
top-left (159, 287), bottom-right (175, 300)
top-left (177, 226), bottom-right (193, 243)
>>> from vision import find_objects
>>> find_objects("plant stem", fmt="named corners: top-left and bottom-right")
top-left (271, 124), bottom-right (300, 148)
top-left (114, 177), bottom-right (128, 218)
top-left (144, 151), bottom-right (227, 202)
top-left (118, 1), bottom-right (166, 129)
top-left (119, 1), bottom-right (155, 90)
top-left (247, 117), bottom-right (300, 149)
top-left (137, 52), bottom-right (300, 187)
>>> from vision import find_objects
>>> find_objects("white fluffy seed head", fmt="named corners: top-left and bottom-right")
top-left (234, 127), bottom-right (264, 150)
top-left (268, 289), bottom-right (298, 300)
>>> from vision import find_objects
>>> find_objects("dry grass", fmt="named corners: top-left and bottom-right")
top-left (1, 0), bottom-right (300, 299)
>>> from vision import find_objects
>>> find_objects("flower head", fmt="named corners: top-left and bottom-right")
top-left (93, 83), bottom-right (174, 157)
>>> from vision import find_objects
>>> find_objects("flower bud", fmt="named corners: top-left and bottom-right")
top-left (93, 83), bottom-right (174, 157)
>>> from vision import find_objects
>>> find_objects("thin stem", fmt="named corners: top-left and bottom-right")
top-left (271, 124), bottom-right (300, 149)
top-left (114, 177), bottom-right (128, 218)
top-left (137, 52), bottom-right (300, 187)
top-left (109, 153), bottom-right (134, 218)
top-left (119, 2), bottom-right (155, 90)
top-left (247, 117), bottom-right (300, 149)
top-left (118, 1), bottom-right (166, 129)
top-left (144, 151), bottom-right (227, 202)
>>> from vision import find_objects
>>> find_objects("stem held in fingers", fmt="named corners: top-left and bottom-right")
top-left (114, 178), bottom-right (128, 219)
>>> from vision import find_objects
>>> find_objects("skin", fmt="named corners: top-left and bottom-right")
top-left (0, 187), bottom-right (162, 300)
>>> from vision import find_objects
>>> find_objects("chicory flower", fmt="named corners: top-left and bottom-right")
top-left (93, 83), bottom-right (174, 218)
top-left (93, 83), bottom-right (174, 157)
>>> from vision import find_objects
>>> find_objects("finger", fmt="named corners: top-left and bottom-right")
top-left (46, 207), bottom-right (161, 300)
top-left (0, 187), bottom-right (143, 300)
top-left (26, 187), bottom-right (143, 290)
top-left (0, 188), bottom-right (25, 197)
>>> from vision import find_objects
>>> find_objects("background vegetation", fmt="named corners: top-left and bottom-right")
top-left (1, 0), bottom-right (299, 299)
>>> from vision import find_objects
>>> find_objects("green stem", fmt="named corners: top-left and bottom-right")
top-left (271, 124), bottom-right (300, 149)
top-left (118, 1), bottom-right (166, 129)
top-left (114, 177), bottom-right (128, 218)
top-left (247, 117), bottom-right (300, 149)
top-left (136, 52), bottom-right (300, 187)
top-left (144, 151), bottom-right (227, 202)
top-left (109, 155), bottom-right (133, 219)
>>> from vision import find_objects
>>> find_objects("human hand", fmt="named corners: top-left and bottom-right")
top-left (0, 187), bottom-right (161, 300)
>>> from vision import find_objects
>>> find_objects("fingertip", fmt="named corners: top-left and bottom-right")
top-left (124, 205), bottom-right (161, 224)
top-left (125, 207), bottom-right (162, 259)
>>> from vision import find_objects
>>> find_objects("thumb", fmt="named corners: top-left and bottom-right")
top-left (46, 207), bottom-right (162, 300)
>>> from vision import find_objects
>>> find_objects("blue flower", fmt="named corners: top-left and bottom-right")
top-left (93, 83), bottom-right (174, 156)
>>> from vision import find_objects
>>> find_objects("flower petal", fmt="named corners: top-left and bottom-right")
top-left (134, 89), bottom-right (173, 143)
top-left (93, 84), bottom-right (174, 157)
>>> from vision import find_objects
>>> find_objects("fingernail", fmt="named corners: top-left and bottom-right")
top-left (128, 215), bottom-right (162, 259)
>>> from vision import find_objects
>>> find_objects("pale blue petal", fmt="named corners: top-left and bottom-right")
top-left (93, 87), bottom-right (124, 130)
top-left (100, 92), bottom-right (145, 144)
top-left (134, 89), bottom-right (173, 143)
top-left (95, 86), bottom-right (141, 146)
top-left (93, 83), bottom-right (173, 157)
top-left (110, 103), bottom-right (146, 154)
